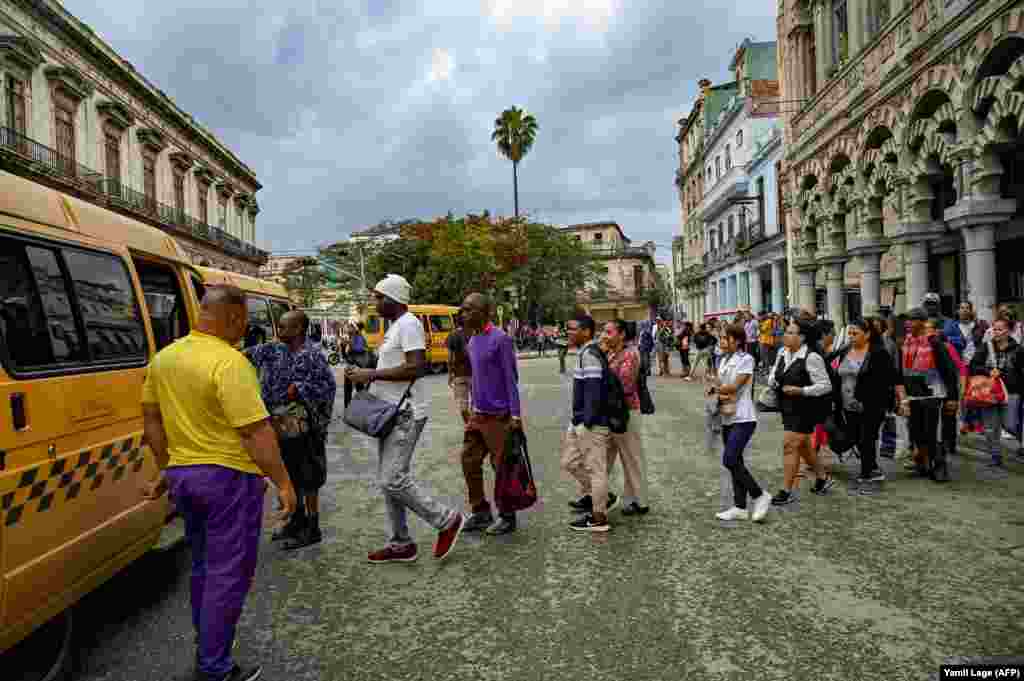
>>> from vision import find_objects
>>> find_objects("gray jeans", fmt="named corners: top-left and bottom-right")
top-left (981, 393), bottom-right (1022, 464)
top-left (377, 410), bottom-right (456, 546)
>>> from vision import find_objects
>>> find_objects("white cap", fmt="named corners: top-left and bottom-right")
top-left (373, 274), bottom-right (411, 305)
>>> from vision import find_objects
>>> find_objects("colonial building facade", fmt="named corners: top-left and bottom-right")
top-left (779, 0), bottom-right (1024, 323)
top-left (567, 221), bottom-right (659, 322)
top-left (0, 0), bottom-right (266, 274)
top-left (675, 40), bottom-right (787, 322)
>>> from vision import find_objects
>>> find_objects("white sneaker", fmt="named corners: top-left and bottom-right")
top-left (1002, 430), bottom-right (1016, 441)
top-left (751, 493), bottom-right (772, 523)
top-left (716, 507), bottom-right (749, 521)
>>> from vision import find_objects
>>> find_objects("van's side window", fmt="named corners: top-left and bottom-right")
top-left (429, 315), bottom-right (453, 332)
top-left (0, 243), bottom-right (76, 369)
top-left (190, 274), bottom-right (206, 304)
top-left (245, 296), bottom-right (272, 347)
top-left (269, 301), bottom-right (290, 330)
top-left (62, 249), bottom-right (147, 362)
top-left (136, 262), bottom-right (189, 351)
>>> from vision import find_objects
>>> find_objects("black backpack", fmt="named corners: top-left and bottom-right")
top-left (586, 346), bottom-right (630, 434)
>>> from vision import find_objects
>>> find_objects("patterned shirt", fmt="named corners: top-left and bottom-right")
top-left (245, 340), bottom-right (337, 425)
top-left (607, 346), bottom-right (640, 411)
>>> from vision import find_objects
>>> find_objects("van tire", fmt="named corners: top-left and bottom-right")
top-left (3, 608), bottom-right (73, 681)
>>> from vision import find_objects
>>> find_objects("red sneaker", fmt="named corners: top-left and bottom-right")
top-left (367, 543), bottom-right (418, 563)
top-left (433, 513), bottom-right (464, 560)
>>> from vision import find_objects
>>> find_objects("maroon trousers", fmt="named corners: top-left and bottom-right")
top-left (461, 413), bottom-right (513, 515)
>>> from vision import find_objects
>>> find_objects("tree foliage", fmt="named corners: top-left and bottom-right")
top-left (324, 214), bottom-right (603, 322)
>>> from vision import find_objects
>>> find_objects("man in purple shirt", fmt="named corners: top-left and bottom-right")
top-left (459, 292), bottom-right (523, 535)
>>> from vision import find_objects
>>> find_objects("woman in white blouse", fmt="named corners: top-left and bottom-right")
top-left (712, 324), bottom-right (772, 522)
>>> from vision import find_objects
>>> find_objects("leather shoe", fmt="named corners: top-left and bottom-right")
top-left (485, 516), bottom-right (517, 535)
top-left (462, 510), bottom-right (494, 532)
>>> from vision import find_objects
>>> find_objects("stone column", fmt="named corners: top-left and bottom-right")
top-left (905, 241), bottom-right (930, 311)
top-left (848, 0), bottom-right (866, 55)
top-left (797, 269), bottom-right (816, 312)
top-left (815, 2), bottom-right (831, 87)
top-left (771, 260), bottom-right (786, 313)
top-left (859, 251), bottom-right (883, 317)
top-left (963, 224), bottom-right (997, 323)
top-left (825, 262), bottom-right (846, 324)
top-left (750, 266), bottom-right (764, 315)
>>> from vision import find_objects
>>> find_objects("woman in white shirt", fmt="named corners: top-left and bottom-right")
top-left (712, 324), bottom-right (772, 522)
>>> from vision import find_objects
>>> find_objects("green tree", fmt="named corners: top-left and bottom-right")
top-left (282, 257), bottom-right (327, 309)
top-left (491, 106), bottom-right (538, 219)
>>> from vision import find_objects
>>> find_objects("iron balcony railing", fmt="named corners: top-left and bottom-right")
top-left (0, 125), bottom-right (103, 190)
top-left (0, 125), bottom-right (268, 263)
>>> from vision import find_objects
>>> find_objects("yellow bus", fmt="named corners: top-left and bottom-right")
top-left (364, 304), bottom-right (459, 373)
top-left (0, 167), bottom-right (278, 669)
top-left (194, 266), bottom-right (294, 347)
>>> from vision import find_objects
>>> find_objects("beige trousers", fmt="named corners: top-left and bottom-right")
top-left (608, 412), bottom-right (646, 504)
top-left (561, 425), bottom-right (612, 514)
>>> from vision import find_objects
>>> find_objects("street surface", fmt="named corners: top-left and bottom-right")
top-left (42, 357), bottom-right (1024, 680)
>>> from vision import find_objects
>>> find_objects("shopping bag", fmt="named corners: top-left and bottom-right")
top-left (495, 429), bottom-right (538, 512)
top-left (963, 375), bottom-right (1008, 410)
top-left (756, 384), bottom-right (780, 412)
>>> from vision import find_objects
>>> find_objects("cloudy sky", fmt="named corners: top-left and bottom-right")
top-left (69, 0), bottom-right (777, 262)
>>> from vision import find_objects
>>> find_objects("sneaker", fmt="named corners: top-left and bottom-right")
top-left (770, 489), bottom-right (795, 506)
top-left (568, 495), bottom-right (593, 512)
top-left (715, 506), bottom-right (749, 521)
top-left (434, 513), bottom-right (464, 560)
top-left (878, 449), bottom-right (895, 459)
top-left (209, 663), bottom-right (262, 681)
top-left (282, 524), bottom-right (322, 551)
top-left (751, 493), bottom-right (772, 522)
top-left (462, 510), bottom-right (494, 532)
top-left (569, 513), bottom-right (610, 532)
top-left (271, 514), bottom-right (305, 542)
top-left (485, 516), bottom-right (517, 535)
top-left (621, 502), bottom-right (651, 516)
top-left (1002, 430), bottom-right (1016, 441)
top-left (367, 543), bottom-right (418, 563)
top-left (858, 483), bottom-right (878, 496)
top-left (811, 478), bottom-right (836, 495)
top-left (605, 492), bottom-right (620, 513)
top-left (857, 469), bottom-right (886, 483)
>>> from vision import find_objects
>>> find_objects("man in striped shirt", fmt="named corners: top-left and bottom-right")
top-left (560, 314), bottom-right (618, 532)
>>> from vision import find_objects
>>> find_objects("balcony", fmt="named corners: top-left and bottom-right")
top-left (587, 242), bottom-right (655, 259)
top-left (0, 125), bottom-right (268, 264)
top-left (0, 125), bottom-right (102, 191)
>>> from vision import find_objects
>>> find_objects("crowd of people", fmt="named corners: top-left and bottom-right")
top-left (137, 273), bottom-right (1022, 680)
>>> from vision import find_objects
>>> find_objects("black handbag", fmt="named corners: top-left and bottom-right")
top-left (823, 412), bottom-right (856, 455)
top-left (638, 371), bottom-right (655, 415)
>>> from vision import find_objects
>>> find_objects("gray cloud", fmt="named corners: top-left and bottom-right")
top-left (70, 0), bottom-right (778, 259)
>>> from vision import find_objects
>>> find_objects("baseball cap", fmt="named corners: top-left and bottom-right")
top-left (373, 274), bottom-right (411, 305)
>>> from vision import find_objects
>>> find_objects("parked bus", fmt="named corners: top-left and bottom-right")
top-left (363, 304), bottom-right (459, 373)
top-left (0, 168), bottom-right (280, 673)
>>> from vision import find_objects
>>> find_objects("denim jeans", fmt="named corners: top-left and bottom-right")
top-left (164, 465), bottom-right (265, 680)
top-left (982, 393), bottom-right (1022, 464)
top-left (721, 421), bottom-right (763, 509)
top-left (377, 410), bottom-right (456, 546)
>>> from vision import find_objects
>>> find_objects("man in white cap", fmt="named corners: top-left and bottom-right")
top-left (345, 274), bottom-right (464, 562)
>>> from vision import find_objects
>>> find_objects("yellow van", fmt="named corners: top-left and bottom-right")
top-left (0, 168), bottom-right (214, 662)
top-left (364, 304), bottom-right (458, 373)
top-left (194, 266), bottom-right (294, 347)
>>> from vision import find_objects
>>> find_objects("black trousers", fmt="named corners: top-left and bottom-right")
top-left (721, 422), bottom-right (763, 509)
top-left (909, 398), bottom-right (942, 456)
top-left (844, 409), bottom-right (885, 479)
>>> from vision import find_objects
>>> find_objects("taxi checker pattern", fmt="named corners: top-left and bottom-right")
top-left (2, 436), bottom-right (145, 528)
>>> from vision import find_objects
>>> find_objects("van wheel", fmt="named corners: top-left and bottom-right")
top-left (431, 363), bottom-right (445, 375)
top-left (2, 608), bottom-right (74, 681)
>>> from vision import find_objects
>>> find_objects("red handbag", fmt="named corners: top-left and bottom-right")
top-left (495, 429), bottom-right (538, 512)
top-left (963, 375), bottom-right (1008, 410)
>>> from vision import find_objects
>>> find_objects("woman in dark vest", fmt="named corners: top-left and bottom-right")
top-left (768, 320), bottom-right (835, 506)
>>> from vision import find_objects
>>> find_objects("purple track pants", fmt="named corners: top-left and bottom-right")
top-left (164, 465), bottom-right (265, 679)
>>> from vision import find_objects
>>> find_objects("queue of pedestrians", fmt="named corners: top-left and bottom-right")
top-left (138, 273), bottom-right (1022, 680)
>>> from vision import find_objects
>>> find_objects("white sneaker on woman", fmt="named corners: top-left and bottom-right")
top-left (716, 507), bottom-right (749, 521)
top-left (751, 493), bottom-right (772, 522)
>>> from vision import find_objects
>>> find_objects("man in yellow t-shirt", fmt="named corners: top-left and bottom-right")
top-left (141, 285), bottom-right (295, 681)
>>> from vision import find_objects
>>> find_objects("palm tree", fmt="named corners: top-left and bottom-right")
top-left (491, 106), bottom-right (538, 219)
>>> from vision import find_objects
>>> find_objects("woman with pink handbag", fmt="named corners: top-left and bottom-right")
top-left (968, 316), bottom-right (1024, 473)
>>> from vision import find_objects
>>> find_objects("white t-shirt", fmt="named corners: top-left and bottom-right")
top-left (372, 311), bottom-right (428, 418)
top-left (718, 351), bottom-right (757, 425)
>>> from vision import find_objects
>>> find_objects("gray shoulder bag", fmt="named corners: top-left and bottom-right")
top-left (343, 380), bottom-right (416, 438)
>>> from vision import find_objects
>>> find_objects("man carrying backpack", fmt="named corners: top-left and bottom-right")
top-left (561, 314), bottom-right (621, 532)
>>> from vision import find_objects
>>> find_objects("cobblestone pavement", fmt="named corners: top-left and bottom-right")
top-left (57, 358), bottom-right (1024, 680)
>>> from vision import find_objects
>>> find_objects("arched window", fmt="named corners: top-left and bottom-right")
top-left (725, 145), bottom-right (732, 170)
top-left (736, 129), bottom-right (743, 148)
